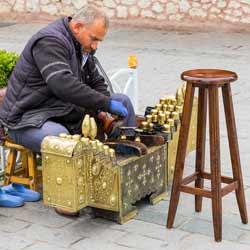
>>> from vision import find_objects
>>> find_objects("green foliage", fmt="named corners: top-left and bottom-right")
top-left (0, 50), bottom-right (19, 88)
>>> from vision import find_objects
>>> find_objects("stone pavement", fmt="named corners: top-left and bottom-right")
top-left (0, 23), bottom-right (250, 249)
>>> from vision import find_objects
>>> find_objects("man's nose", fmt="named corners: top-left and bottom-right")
top-left (91, 41), bottom-right (98, 50)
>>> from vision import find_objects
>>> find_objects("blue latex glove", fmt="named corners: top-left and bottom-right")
top-left (109, 100), bottom-right (128, 117)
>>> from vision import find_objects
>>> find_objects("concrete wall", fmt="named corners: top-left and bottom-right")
top-left (1, 0), bottom-right (250, 31)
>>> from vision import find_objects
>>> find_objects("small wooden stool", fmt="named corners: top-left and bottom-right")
top-left (166, 69), bottom-right (248, 242)
top-left (3, 139), bottom-right (39, 191)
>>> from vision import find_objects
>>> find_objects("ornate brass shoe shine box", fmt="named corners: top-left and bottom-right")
top-left (41, 85), bottom-right (198, 224)
top-left (42, 136), bottom-right (167, 224)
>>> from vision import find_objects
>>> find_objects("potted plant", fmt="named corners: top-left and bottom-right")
top-left (0, 50), bottom-right (19, 104)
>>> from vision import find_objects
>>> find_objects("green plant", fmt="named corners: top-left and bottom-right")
top-left (0, 50), bottom-right (19, 88)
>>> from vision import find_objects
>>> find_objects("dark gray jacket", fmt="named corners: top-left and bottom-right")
top-left (0, 17), bottom-right (110, 131)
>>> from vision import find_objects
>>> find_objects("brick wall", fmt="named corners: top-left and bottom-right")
top-left (1, 0), bottom-right (250, 31)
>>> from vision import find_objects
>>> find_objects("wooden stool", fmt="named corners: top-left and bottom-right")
top-left (3, 139), bottom-right (39, 191)
top-left (166, 69), bottom-right (248, 242)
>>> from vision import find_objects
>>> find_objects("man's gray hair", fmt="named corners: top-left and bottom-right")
top-left (72, 5), bottom-right (109, 28)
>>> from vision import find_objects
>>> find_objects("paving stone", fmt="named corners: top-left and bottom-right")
top-left (174, 233), bottom-right (249, 250)
top-left (14, 224), bottom-right (86, 248)
top-left (110, 219), bottom-right (190, 242)
top-left (0, 202), bottom-right (48, 217)
top-left (180, 217), bottom-right (245, 241)
top-left (111, 232), bottom-right (170, 250)
top-left (71, 238), bottom-right (140, 250)
top-left (0, 215), bottom-right (30, 233)
top-left (136, 208), bottom-right (190, 228)
top-left (62, 217), bottom-right (115, 238)
top-left (24, 242), bottom-right (71, 250)
top-left (5, 206), bottom-right (76, 228)
top-left (238, 231), bottom-right (250, 245)
top-left (0, 231), bottom-right (33, 250)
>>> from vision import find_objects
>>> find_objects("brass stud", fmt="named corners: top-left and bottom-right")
top-left (102, 182), bottom-right (107, 189)
top-left (110, 195), bottom-right (116, 206)
top-left (97, 142), bottom-right (104, 152)
top-left (59, 133), bottom-right (67, 138)
top-left (92, 164), bottom-right (99, 175)
top-left (56, 177), bottom-right (63, 185)
top-left (103, 145), bottom-right (109, 156)
top-left (81, 137), bottom-right (89, 145)
top-left (79, 195), bottom-right (84, 203)
top-left (72, 134), bottom-right (81, 141)
top-left (78, 177), bottom-right (83, 185)
top-left (109, 149), bottom-right (116, 159)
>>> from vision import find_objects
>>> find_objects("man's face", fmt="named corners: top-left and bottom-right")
top-left (76, 18), bottom-right (107, 54)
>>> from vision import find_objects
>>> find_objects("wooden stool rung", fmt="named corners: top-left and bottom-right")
top-left (9, 176), bottom-right (31, 185)
top-left (181, 172), bottom-right (199, 185)
top-left (221, 181), bottom-right (238, 197)
top-left (180, 185), bottom-right (212, 198)
top-left (200, 172), bottom-right (235, 184)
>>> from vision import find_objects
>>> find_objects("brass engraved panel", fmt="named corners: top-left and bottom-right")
top-left (120, 145), bottom-right (166, 217)
top-left (87, 152), bottom-right (119, 211)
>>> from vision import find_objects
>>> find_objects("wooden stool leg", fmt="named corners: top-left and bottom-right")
top-left (222, 84), bottom-right (248, 224)
top-left (4, 149), bottom-right (17, 186)
top-left (21, 152), bottom-right (28, 177)
top-left (27, 151), bottom-right (37, 191)
top-left (209, 86), bottom-right (222, 242)
top-left (167, 82), bottom-right (195, 228)
top-left (195, 88), bottom-right (207, 212)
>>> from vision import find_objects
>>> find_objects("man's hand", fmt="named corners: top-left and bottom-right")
top-left (109, 100), bottom-right (128, 117)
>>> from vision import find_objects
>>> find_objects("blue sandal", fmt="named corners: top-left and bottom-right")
top-left (2, 183), bottom-right (41, 202)
top-left (0, 188), bottom-right (24, 207)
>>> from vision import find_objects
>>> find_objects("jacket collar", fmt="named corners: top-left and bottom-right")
top-left (63, 17), bottom-right (82, 53)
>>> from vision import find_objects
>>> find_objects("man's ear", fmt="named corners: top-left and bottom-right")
top-left (71, 21), bottom-right (84, 35)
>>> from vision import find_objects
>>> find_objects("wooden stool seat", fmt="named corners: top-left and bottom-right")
top-left (3, 138), bottom-right (39, 191)
top-left (181, 69), bottom-right (238, 87)
top-left (167, 69), bottom-right (248, 242)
